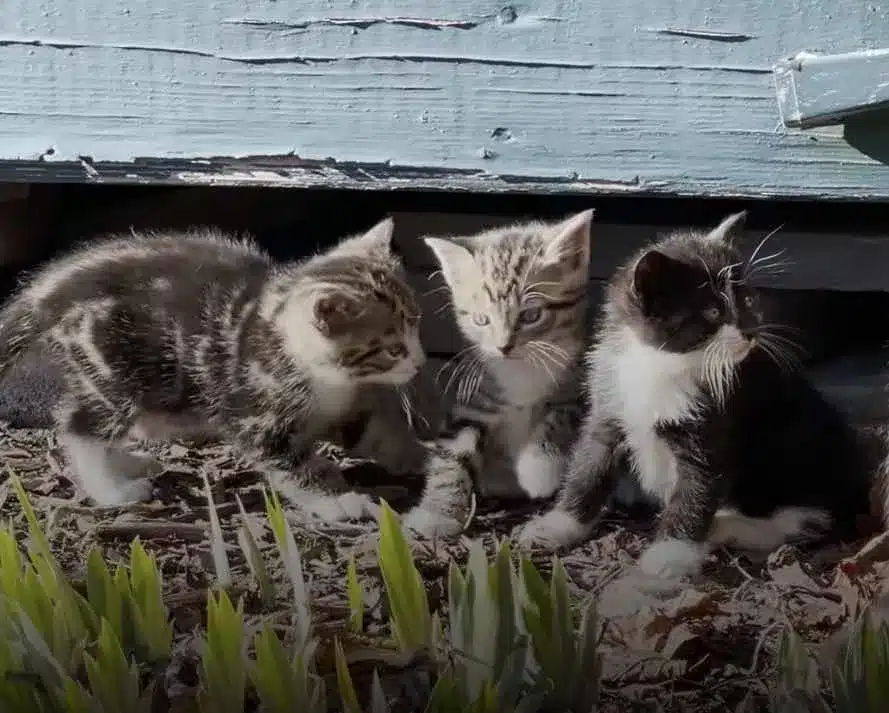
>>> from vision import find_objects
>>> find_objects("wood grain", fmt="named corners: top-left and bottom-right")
top-left (1, 0), bottom-right (888, 198)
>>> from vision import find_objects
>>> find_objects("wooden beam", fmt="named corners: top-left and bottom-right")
top-left (774, 48), bottom-right (889, 129)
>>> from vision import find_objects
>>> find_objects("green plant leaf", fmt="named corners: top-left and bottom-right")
top-left (128, 539), bottom-right (173, 662)
top-left (264, 487), bottom-right (312, 651)
top-left (334, 638), bottom-right (362, 713)
top-left (377, 500), bottom-right (430, 653)
top-left (236, 494), bottom-right (276, 608)
top-left (346, 554), bottom-right (365, 634)
top-left (83, 619), bottom-right (147, 713)
top-left (9, 472), bottom-right (61, 578)
top-left (201, 471), bottom-right (232, 590)
top-left (199, 590), bottom-right (247, 713)
top-left (370, 670), bottom-right (390, 713)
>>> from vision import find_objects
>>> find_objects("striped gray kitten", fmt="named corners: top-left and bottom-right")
top-left (403, 211), bottom-right (594, 537)
top-left (0, 219), bottom-right (426, 522)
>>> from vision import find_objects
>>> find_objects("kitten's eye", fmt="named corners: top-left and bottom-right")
top-left (743, 294), bottom-right (755, 308)
top-left (386, 344), bottom-right (407, 358)
top-left (472, 313), bottom-right (490, 327)
top-left (703, 306), bottom-right (721, 321)
top-left (518, 305), bottom-right (543, 325)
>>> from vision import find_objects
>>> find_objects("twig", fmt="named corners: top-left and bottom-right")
top-left (96, 521), bottom-right (207, 542)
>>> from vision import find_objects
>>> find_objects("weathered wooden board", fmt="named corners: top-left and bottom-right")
top-left (2, 0), bottom-right (889, 198)
top-left (774, 49), bottom-right (889, 129)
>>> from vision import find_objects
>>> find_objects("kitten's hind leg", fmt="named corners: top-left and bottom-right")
top-left (707, 507), bottom-right (832, 552)
top-left (57, 403), bottom-right (156, 506)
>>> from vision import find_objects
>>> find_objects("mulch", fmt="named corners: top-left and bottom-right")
top-left (2, 422), bottom-right (888, 712)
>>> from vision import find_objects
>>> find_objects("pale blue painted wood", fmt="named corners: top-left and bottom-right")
top-left (774, 48), bottom-right (889, 129)
top-left (0, 0), bottom-right (888, 198)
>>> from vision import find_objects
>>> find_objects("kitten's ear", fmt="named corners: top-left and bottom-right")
top-left (333, 217), bottom-right (396, 260)
top-left (632, 249), bottom-right (683, 299)
top-left (706, 211), bottom-right (747, 243)
top-left (540, 209), bottom-right (594, 276)
top-left (313, 293), bottom-right (360, 336)
top-left (423, 237), bottom-right (473, 287)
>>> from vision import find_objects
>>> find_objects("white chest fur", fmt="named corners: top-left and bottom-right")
top-left (491, 358), bottom-right (554, 408)
top-left (599, 328), bottom-right (704, 504)
top-left (312, 380), bottom-right (357, 425)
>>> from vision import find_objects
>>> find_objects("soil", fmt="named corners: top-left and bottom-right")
top-left (2, 421), bottom-right (888, 712)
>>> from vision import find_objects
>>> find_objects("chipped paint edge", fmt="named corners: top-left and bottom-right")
top-left (3, 156), bottom-right (889, 202)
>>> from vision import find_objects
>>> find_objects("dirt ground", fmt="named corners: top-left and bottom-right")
top-left (2, 422), bottom-right (888, 712)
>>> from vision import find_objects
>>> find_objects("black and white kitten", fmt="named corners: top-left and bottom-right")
top-left (518, 212), bottom-right (874, 579)
top-left (0, 219), bottom-right (426, 522)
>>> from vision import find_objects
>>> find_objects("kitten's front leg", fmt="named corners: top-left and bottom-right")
top-left (517, 415), bottom-right (622, 550)
top-left (636, 436), bottom-right (721, 580)
top-left (402, 426), bottom-right (481, 539)
top-left (515, 399), bottom-right (581, 500)
top-left (237, 424), bottom-right (377, 524)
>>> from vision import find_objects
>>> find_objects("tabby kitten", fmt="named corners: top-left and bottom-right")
top-left (402, 211), bottom-right (594, 536)
top-left (518, 212), bottom-right (874, 579)
top-left (0, 219), bottom-right (426, 522)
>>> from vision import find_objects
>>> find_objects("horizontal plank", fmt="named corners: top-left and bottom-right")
top-left (774, 48), bottom-right (889, 129)
top-left (393, 211), bottom-right (889, 292)
top-left (0, 0), bottom-right (888, 198)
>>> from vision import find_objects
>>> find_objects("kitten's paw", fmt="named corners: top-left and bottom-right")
top-left (636, 538), bottom-right (707, 580)
top-left (516, 510), bottom-right (592, 551)
top-left (402, 507), bottom-right (464, 539)
top-left (88, 478), bottom-right (154, 507)
top-left (515, 444), bottom-right (562, 500)
top-left (303, 492), bottom-right (378, 523)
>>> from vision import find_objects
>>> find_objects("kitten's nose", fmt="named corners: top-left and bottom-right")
top-left (498, 343), bottom-right (514, 356)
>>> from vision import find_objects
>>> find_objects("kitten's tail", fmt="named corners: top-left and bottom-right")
top-left (0, 296), bottom-right (43, 379)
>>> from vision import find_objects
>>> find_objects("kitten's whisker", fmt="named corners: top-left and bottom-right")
top-left (526, 345), bottom-right (557, 386)
top-left (528, 340), bottom-right (570, 369)
top-left (745, 225), bottom-right (785, 270)
top-left (435, 344), bottom-right (477, 384)
top-left (749, 247), bottom-right (787, 269)
top-left (398, 385), bottom-right (430, 432)
top-left (423, 284), bottom-right (452, 298)
top-left (718, 260), bottom-right (744, 280)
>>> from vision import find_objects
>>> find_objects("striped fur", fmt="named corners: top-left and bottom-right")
top-left (0, 219), bottom-right (427, 522)
top-left (403, 211), bottom-right (594, 537)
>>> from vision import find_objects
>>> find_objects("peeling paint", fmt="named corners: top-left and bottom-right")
top-left (647, 27), bottom-right (755, 43)
top-left (221, 8), bottom-right (562, 33)
top-left (221, 16), bottom-right (483, 32)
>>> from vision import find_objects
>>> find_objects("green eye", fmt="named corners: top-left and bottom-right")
top-left (518, 305), bottom-right (543, 325)
top-left (472, 313), bottom-right (490, 326)
top-left (703, 306), bottom-right (721, 321)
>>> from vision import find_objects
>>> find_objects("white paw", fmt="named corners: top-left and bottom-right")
top-left (402, 507), bottom-right (464, 539)
top-left (516, 509), bottom-right (592, 551)
top-left (636, 538), bottom-right (707, 580)
top-left (89, 478), bottom-right (154, 507)
top-left (303, 492), bottom-right (378, 523)
top-left (514, 444), bottom-right (562, 500)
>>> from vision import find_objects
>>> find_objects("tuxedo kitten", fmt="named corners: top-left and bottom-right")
top-left (0, 219), bottom-right (426, 522)
top-left (402, 211), bottom-right (593, 537)
top-left (518, 212), bottom-right (874, 579)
